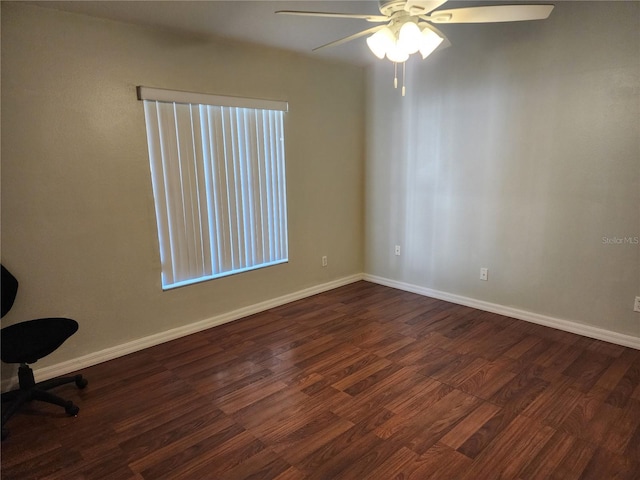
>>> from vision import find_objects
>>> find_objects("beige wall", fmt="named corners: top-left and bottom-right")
top-left (2, 1), bottom-right (638, 383)
top-left (366, 2), bottom-right (639, 337)
top-left (1, 3), bottom-right (364, 374)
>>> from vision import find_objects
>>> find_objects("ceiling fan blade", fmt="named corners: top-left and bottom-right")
top-left (312, 25), bottom-right (387, 51)
top-left (404, 0), bottom-right (448, 16)
top-left (275, 10), bottom-right (388, 23)
top-left (429, 5), bottom-right (554, 24)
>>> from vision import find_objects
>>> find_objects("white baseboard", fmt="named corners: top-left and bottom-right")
top-left (1, 274), bottom-right (364, 392)
top-left (5, 272), bottom-right (637, 392)
top-left (364, 274), bottom-right (640, 350)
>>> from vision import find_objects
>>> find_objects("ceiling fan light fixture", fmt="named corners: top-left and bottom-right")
top-left (366, 27), bottom-right (395, 59)
top-left (419, 27), bottom-right (444, 59)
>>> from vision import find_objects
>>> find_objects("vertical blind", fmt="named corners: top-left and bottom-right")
top-left (140, 88), bottom-right (288, 289)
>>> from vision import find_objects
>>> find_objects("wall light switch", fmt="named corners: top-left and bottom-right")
top-left (395, 245), bottom-right (401, 256)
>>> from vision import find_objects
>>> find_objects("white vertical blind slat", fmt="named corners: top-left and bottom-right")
top-left (190, 105), bottom-right (212, 278)
top-left (251, 112), bottom-right (264, 266)
top-left (230, 108), bottom-right (240, 269)
top-left (199, 105), bottom-right (217, 275)
top-left (243, 109), bottom-right (257, 266)
top-left (144, 102), bottom-right (174, 287)
top-left (264, 112), bottom-right (275, 262)
top-left (268, 111), bottom-right (280, 260)
top-left (256, 112), bottom-right (267, 264)
top-left (160, 103), bottom-right (184, 283)
top-left (174, 103), bottom-right (202, 282)
top-left (276, 111), bottom-right (288, 260)
top-left (212, 107), bottom-right (231, 273)
top-left (222, 107), bottom-right (238, 271)
top-left (237, 110), bottom-right (251, 268)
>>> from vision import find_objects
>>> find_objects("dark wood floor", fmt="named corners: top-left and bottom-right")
top-left (2, 281), bottom-right (639, 479)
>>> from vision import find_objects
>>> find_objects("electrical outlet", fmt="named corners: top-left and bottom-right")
top-left (480, 268), bottom-right (488, 281)
top-left (395, 245), bottom-right (401, 256)
top-left (322, 256), bottom-right (328, 267)
top-left (634, 296), bottom-right (640, 312)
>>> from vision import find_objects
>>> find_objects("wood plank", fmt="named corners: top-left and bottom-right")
top-left (459, 414), bottom-right (555, 479)
top-left (404, 442), bottom-right (474, 480)
top-left (517, 430), bottom-right (578, 480)
top-left (439, 401), bottom-right (502, 450)
top-left (364, 446), bottom-right (419, 479)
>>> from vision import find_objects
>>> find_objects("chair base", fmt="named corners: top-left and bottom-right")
top-left (1, 364), bottom-right (87, 440)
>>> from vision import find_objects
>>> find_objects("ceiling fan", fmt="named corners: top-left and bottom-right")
top-left (277, 1), bottom-right (554, 93)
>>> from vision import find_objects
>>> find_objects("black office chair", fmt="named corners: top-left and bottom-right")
top-left (1, 265), bottom-right (87, 440)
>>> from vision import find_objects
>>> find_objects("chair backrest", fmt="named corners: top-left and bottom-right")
top-left (1, 265), bottom-right (19, 318)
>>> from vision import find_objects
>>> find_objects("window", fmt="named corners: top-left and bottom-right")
top-left (138, 87), bottom-right (288, 289)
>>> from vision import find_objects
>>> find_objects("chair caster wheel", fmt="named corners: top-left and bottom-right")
top-left (65, 402), bottom-right (79, 416)
top-left (75, 376), bottom-right (88, 389)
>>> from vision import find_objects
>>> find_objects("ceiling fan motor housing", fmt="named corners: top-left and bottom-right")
top-left (379, 0), bottom-right (409, 16)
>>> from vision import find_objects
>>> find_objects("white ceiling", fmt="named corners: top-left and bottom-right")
top-left (29, 1), bottom-right (554, 66)
top-left (31, 1), bottom-right (393, 66)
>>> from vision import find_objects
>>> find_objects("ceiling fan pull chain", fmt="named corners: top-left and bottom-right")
top-left (394, 62), bottom-right (398, 89)
top-left (402, 62), bottom-right (406, 97)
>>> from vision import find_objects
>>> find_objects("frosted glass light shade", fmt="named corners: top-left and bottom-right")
top-left (366, 27), bottom-right (395, 59)
top-left (398, 22), bottom-right (422, 54)
top-left (419, 28), bottom-right (444, 59)
top-left (386, 40), bottom-right (409, 63)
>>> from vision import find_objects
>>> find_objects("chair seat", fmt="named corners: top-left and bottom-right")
top-left (1, 318), bottom-right (78, 364)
